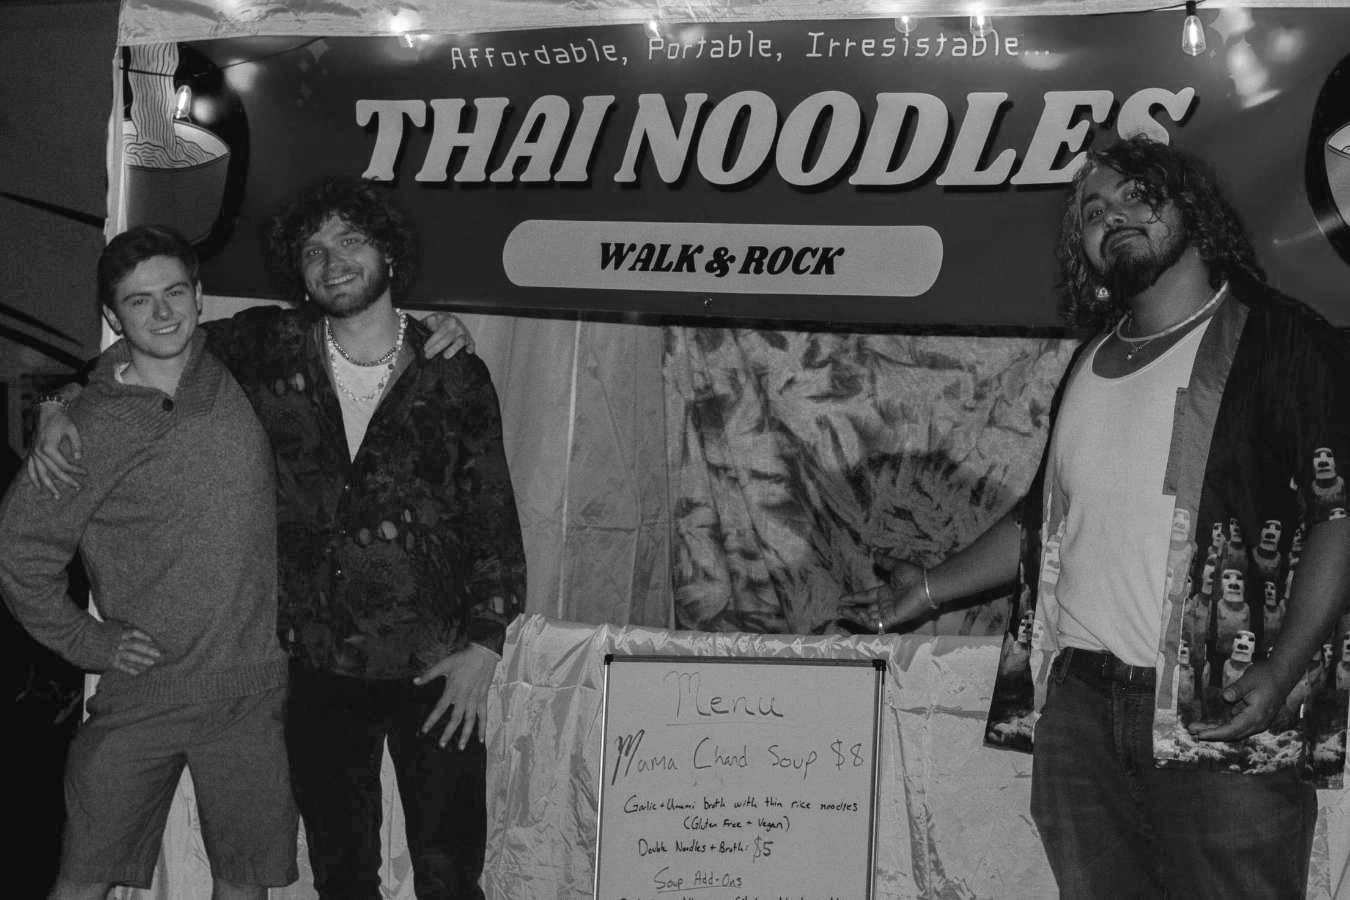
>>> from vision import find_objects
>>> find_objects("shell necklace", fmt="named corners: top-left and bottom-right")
top-left (1113, 283), bottom-right (1227, 362)
top-left (326, 311), bottom-right (407, 404)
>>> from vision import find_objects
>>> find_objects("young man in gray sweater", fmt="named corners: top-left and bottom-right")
top-left (0, 226), bottom-right (296, 899)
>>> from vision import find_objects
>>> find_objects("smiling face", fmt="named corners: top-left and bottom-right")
top-left (300, 214), bottom-right (390, 319)
top-left (1079, 164), bottom-right (1190, 302)
top-left (103, 255), bottom-right (202, 365)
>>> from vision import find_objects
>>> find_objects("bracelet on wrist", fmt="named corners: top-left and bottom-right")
top-left (35, 392), bottom-right (71, 410)
top-left (921, 568), bottom-right (938, 611)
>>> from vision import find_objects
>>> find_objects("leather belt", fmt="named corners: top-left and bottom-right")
top-left (1059, 646), bottom-right (1156, 685)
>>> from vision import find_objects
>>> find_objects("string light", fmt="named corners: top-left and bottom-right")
top-left (646, 17), bottom-right (663, 39)
top-left (970, 10), bottom-right (992, 39)
top-left (894, 15), bottom-right (916, 35)
top-left (1181, 1), bottom-right (1206, 56)
top-left (387, 9), bottom-right (427, 49)
top-left (173, 85), bottom-right (192, 120)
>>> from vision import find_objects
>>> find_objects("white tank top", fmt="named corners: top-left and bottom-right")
top-left (1049, 318), bottom-right (1211, 667)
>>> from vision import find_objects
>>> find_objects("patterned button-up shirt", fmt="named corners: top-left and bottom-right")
top-left (206, 306), bottom-right (526, 679)
top-left (986, 279), bottom-right (1350, 786)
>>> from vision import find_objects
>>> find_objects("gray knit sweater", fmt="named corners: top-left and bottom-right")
top-left (0, 332), bottom-right (286, 706)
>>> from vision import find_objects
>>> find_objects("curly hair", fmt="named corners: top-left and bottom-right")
top-left (263, 176), bottom-right (418, 303)
top-left (1056, 136), bottom-right (1264, 330)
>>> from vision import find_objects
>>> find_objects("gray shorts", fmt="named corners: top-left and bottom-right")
top-left (61, 686), bottom-right (298, 888)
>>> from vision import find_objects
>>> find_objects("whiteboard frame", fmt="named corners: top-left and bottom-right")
top-left (594, 654), bottom-right (887, 900)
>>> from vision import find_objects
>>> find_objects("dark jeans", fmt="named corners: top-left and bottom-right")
top-left (1030, 648), bottom-right (1316, 899)
top-left (286, 664), bottom-right (487, 900)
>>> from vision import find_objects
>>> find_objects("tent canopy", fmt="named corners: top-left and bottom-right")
top-left (117, 0), bottom-right (1347, 43)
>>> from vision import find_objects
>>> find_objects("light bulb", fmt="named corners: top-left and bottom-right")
top-left (970, 12), bottom-right (991, 39)
top-left (173, 85), bottom-right (192, 120)
top-left (387, 10), bottom-right (423, 48)
top-left (647, 17), bottom-right (663, 39)
top-left (1182, 2), bottom-right (1206, 57)
top-left (895, 15), bottom-right (915, 35)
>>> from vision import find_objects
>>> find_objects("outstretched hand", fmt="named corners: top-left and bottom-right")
top-left (838, 554), bottom-right (930, 633)
top-left (421, 312), bottom-right (475, 360)
top-left (413, 643), bottom-right (499, 750)
top-left (27, 405), bottom-right (86, 499)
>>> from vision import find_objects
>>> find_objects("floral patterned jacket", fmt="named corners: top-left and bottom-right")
top-left (986, 280), bottom-right (1350, 786)
top-left (205, 306), bottom-right (525, 679)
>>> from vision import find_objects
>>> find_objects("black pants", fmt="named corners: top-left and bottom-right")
top-left (286, 664), bottom-right (487, 899)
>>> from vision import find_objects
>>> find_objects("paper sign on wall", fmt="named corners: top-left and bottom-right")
top-left (595, 655), bottom-right (885, 900)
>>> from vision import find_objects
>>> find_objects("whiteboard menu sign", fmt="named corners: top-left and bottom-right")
top-left (594, 655), bottom-right (885, 900)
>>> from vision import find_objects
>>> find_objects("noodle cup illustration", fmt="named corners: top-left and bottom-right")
top-left (122, 119), bottom-right (229, 245)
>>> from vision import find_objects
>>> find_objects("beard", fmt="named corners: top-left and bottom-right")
top-left (309, 264), bottom-right (390, 320)
top-left (1098, 225), bottom-right (1190, 304)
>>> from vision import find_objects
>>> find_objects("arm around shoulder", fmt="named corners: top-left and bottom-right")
top-left (200, 302), bottom-right (301, 373)
top-left (29, 378), bottom-right (92, 498)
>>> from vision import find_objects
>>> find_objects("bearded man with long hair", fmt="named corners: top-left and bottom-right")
top-left (848, 136), bottom-right (1350, 898)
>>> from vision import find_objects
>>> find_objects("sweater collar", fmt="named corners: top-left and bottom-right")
top-left (86, 330), bottom-right (221, 421)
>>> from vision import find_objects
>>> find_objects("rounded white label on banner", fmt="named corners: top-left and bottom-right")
top-left (502, 220), bottom-right (942, 297)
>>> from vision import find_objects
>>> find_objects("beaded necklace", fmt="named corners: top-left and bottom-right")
top-left (325, 311), bottom-right (407, 404)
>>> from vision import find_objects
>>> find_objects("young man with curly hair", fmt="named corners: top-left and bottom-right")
top-left (31, 179), bottom-right (525, 899)
top-left (847, 136), bottom-right (1350, 897)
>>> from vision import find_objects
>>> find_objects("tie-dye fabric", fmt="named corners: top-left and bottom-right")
top-left (665, 327), bottom-right (1078, 637)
